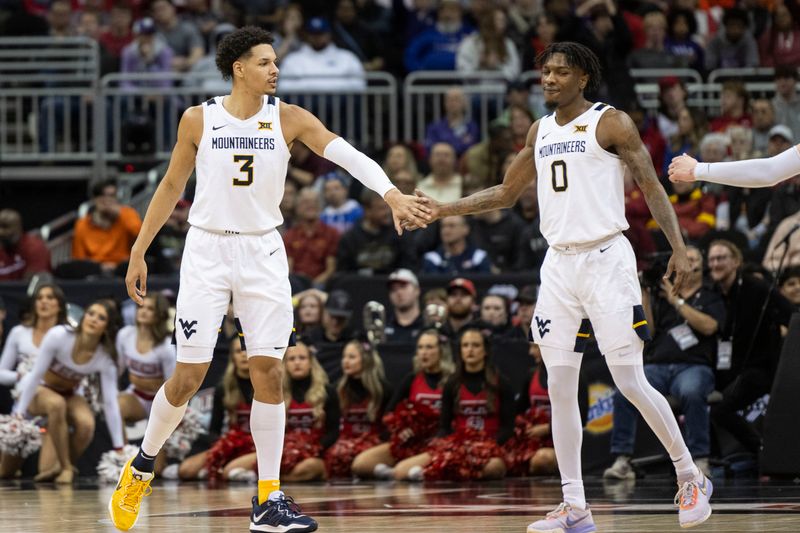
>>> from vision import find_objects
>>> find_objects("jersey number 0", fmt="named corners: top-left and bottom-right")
top-left (551, 160), bottom-right (568, 192)
top-left (233, 155), bottom-right (254, 187)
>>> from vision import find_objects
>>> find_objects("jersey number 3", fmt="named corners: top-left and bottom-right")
top-left (551, 160), bottom-right (568, 192)
top-left (233, 155), bottom-right (254, 187)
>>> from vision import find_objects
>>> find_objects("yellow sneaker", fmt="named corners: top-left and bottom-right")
top-left (108, 457), bottom-right (153, 531)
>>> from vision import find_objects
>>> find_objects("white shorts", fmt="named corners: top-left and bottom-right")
top-left (530, 234), bottom-right (650, 367)
top-left (175, 226), bottom-right (294, 363)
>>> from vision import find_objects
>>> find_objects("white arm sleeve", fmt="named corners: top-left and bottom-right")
top-left (13, 329), bottom-right (59, 415)
top-left (323, 137), bottom-right (396, 198)
top-left (0, 327), bottom-right (21, 386)
top-left (99, 359), bottom-right (125, 449)
top-left (695, 145), bottom-right (800, 187)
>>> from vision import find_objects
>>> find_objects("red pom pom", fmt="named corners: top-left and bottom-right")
top-left (383, 401), bottom-right (440, 460)
top-left (281, 430), bottom-right (323, 474)
top-left (423, 428), bottom-right (503, 481)
top-left (205, 428), bottom-right (255, 482)
top-left (503, 407), bottom-right (552, 476)
top-left (323, 432), bottom-right (382, 478)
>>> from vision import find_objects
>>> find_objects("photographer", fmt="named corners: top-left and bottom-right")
top-left (605, 246), bottom-right (725, 479)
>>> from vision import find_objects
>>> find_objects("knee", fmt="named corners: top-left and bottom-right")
top-left (530, 449), bottom-right (557, 475)
top-left (73, 415), bottom-right (96, 437)
top-left (351, 453), bottom-right (373, 478)
top-left (252, 360), bottom-right (283, 388)
top-left (167, 375), bottom-right (203, 404)
top-left (482, 458), bottom-right (506, 480)
top-left (45, 398), bottom-right (67, 419)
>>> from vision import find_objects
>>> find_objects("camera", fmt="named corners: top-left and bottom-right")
top-left (640, 252), bottom-right (672, 290)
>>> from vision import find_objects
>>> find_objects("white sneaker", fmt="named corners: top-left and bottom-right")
top-left (603, 455), bottom-right (635, 480)
top-left (227, 467), bottom-right (257, 482)
top-left (407, 465), bottom-right (424, 482)
top-left (373, 463), bottom-right (395, 480)
top-left (527, 502), bottom-right (597, 533)
top-left (675, 475), bottom-right (713, 528)
top-left (161, 463), bottom-right (180, 480)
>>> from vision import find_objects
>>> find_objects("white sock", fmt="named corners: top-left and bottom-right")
top-left (141, 386), bottom-right (188, 457)
top-left (544, 360), bottom-right (586, 510)
top-left (607, 362), bottom-right (700, 484)
top-left (251, 400), bottom-right (286, 480)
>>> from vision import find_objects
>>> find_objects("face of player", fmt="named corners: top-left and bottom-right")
top-left (285, 344), bottom-right (312, 380)
top-left (780, 276), bottom-right (800, 305)
top-left (341, 343), bottom-right (363, 377)
top-left (35, 287), bottom-right (60, 321)
top-left (231, 341), bottom-right (249, 375)
top-left (479, 295), bottom-right (507, 326)
top-left (239, 44), bottom-right (279, 96)
top-left (389, 281), bottom-right (420, 312)
top-left (708, 244), bottom-right (740, 285)
top-left (81, 304), bottom-right (109, 337)
top-left (136, 296), bottom-right (158, 326)
top-left (415, 333), bottom-right (441, 373)
top-left (460, 330), bottom-right (486, 371)
top-left (298, 296), bottom-right (322, 326)
top-left (541, 53), bottom-right (588, 111)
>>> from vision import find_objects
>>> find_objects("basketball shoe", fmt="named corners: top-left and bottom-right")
top-left (675, 475), bottom-right (713, 528)
top-left (527, 502), bottom-right (597, 533)
top-left (108, 457), bottom-right (153, 530)
top-left (250, 491), bottom-right (318, 532)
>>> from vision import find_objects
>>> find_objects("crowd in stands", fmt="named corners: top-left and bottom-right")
top-left (1, 0), bottom-right (800, 482)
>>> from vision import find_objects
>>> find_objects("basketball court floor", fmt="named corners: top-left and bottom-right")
top-left (2, 476), bottom-right (800, 532)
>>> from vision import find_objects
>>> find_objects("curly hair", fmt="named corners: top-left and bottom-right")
top-left (536, 41), bottom-right (603, 94)
top-left (215, 26), bottom-right (275, 81)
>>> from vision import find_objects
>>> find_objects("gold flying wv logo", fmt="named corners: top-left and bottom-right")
top-left (258, 121), bottom-right (273, 130)
top-left (574, 124), bottom-right (588, 133)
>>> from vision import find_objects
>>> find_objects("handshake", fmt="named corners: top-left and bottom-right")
top-left (384, 188), bottom-right (442, 234)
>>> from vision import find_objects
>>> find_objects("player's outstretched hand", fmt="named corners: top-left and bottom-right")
top-left (668, 153), bottom-right (698, 183)
top-left (125, 254), bottom-right (148, 306)
top-left (664, 248), bottom-right (691, 295)
top-left (385, 188), bottom-right (433, 235)
top-left (400, 189), bottom-right (441, 232)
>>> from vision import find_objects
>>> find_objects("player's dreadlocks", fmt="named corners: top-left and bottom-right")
top-left (536, 42), bottom-right (603, 94)
top-left (215, 26), bottom-right (274, 81)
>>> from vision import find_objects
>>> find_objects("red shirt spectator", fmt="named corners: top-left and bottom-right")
top-left (0, 209), bottom-right (51, 281)
top-left (710, 81), bottom-right (752, 133)
top-left (283, 188), bottom-right (339, 284)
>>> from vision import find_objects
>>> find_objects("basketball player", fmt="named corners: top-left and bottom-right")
top-left (669, 145), bottom-right (800, 186)
top-left (405, 42), bottom-right (712, 532)
top-left (109, 26), bottom-right (431, 533)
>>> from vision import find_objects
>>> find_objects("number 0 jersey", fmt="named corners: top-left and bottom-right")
top-left (189, 95), bottom-right (291, 234)
top-left (534, 102), bottom-right (629, 248)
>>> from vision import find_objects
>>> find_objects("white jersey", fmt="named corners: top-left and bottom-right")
top-left (115, 325), bottom-right (176, 381)
top-left (189, 95), bottom-right (291, 234)
top-left (0, 325), bottom-right (39, 386)
top-left (534, 102), bottom-right (629, 247)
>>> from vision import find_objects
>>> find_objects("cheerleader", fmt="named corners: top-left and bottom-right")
top-left (12, 300), bottom-right (123, 483)
top-left (394, 328), bottom-right (515, 481)
top-left (177, 337), bottom-right (254, 481)
top-left (324, 339), bottom-right (392, 478)
top-left (0, 283), bottom-right (67, 479)
top-left (351, 329), bottom-right (454, 479)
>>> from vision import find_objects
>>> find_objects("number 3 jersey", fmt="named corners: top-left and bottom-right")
top-left (189, 95), bottom-right (291, 234)
top-left (534, 102), bottom-right (629, 248)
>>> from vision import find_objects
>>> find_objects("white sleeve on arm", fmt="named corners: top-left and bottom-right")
top-left (99, 359), bottom-right (125, 449)
top-left (0, 327), bottom-right (22, 386)
top-left (323, 137), bottom-right (396, 198)
top-left (695, 145), bottom-right (800, 187)
top-left (13, 329), bottom-right (59, 415)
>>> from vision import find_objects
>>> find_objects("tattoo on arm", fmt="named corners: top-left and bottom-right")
top-left (440, 185), bottom-right (509, 217)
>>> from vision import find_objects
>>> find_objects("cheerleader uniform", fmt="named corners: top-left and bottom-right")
top-left (504, 365), bottom-right (554, 475)
top-left (281, 377), bottom-right (339, 474)
top-left (423, 369), bottom-right (515, 481)
top-left (204, 375), bottom-right (255, 480)
top-left (383, 371), bottom-right (444, 460)
top-left (324, 378), bottom-right (392, 478)
top-left (116, 325), bottom-right (176, 415)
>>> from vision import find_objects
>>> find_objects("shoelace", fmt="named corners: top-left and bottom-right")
top-left (674, 481), bottom-right (697, 508)
top-left (120, 478), bottom-right (153, 512)
top-left (546, 502), bottom-right (571, 519)
top-left (275, 495), bottom-right (303, 518)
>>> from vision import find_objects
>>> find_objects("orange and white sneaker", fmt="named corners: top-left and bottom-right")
top-left (108, 457), bottom-right (154, 531)
top-left (675, 475), bottom-right (713, 528)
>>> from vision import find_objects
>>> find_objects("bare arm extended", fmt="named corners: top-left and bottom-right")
top-left (668, 145), bottom-right (800, 187)
top-left (125, 106), bottom-right (201, 304)
top-left (600, 110), bottom-right (690, 292)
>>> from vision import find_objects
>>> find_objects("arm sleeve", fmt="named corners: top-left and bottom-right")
top-left (99, 359), bottom-right (125, 449)
top-left (323, 137), bottom-right (396, 198)
top-left (437, 379), bottom-right (456, 437)
top-left (14, 329), bottom-right (60, 415)
top-left (0, 327), bottom-right (21, 386)
top-left (320, 385), bottom-right (340, 450)
top-left (496, 375), bottom-right (516, 445)
top-left (695, 146), bottom-right (800, 187)
top-left (386, 372), bottom-right (415, 413)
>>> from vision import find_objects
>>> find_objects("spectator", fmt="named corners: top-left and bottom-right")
top-left (507, 0), bottom-right (540, 51)
top-left (404, 0), bottom-right (473, 72)
top-left (461, 124), bottom-right (513, 192)
top-left (523, 12), bottom-right (558, 71)
top-left (238, 0), bottom-right (287, 28)
top-left (750, 98), bottom-right (776, 156)
top-left (728, 125), bottom-right (754, 161)
top-left (662, 107), bottom-right (707, 177)
top-left (0, 209), bottom-right (51, 281)
top-left (98, 4), bottom-right (134, 74)
top-left (515, 196), bottom-right (548, 272)
top-left (46, 0), bottom-right (75, 38)
top-left (708, 239), bottom-right (793, 456)
top-left (336, 190), bottom-right (415, 274)
top-left (605, 246), bottom-right (723, 480)
top-left (424, 87), bottom-right (480, 157)
top-left (148, 198), bottom-right (191, 274)
top-left (772, 65), bottom-right (800, 143)
top-left (513, 284), bottom-right (537, 339)
top-left (455, 6), bottom-right (521, 81)
top-left (705, 8), bottom-right (759, 70)
top-left (272, 3), bottom-right (304, 60)
top-left (656, 77), bottom-right (688, 141)
top-left (628, 102), bottom-right (666, 176)
top-left (624, 171), bottom-right (657, 270)
top-left (120, 17), bottom-right (174, 90)
top-left (283, 188), bottom-right (340, 286)
top-left (665, 8), bottom-right (705, 73)
top-left (303, 290), bottom-right (355, 374)
top-left (332, 0), bottom-right (385, 71)
top-left (384, 269), bottom-right (425, 343)
top-left (441, 277), bottom-right (477, 339)
top-left (422, 216), bottom-right (492, 275)
top-left (710, 81), bottom-right (752, 133)
top-left (469, 209), bottom-right (525, 273)
top-left (648, 181), bottom-right (716, 244)
top-left (779, 266), bottom-right (800, 309)
top-left (319, 172), bottom-right (363, 235)
top-left (758, 4), bottom-right (800, 68)
top-left (288, 142), bottom-right (336, 187)
top-left (509, 104), bottom-right (534, 152)
top-left (397, 0), bottom-right (437, 43)
top-left (762, 209), bottom-right (800, 272)
top-left (422, 287), bottom-right (449, 328)
top-left (294, 289), bottom-right (325, 336)
top-left (493, 80), bottom-right (534, 129)
top-left (187, 23), bottom-right (235, 95)
top-left (417, 142), bottom-right (464, 203)
top-left (279, 179), bottom-right (298, 233)
top-left (182, 0), bottom-right (222, 50)
top-left (392, 169), bottom-right (418, 196)
top-left (627, 11), bottom-right (683, 69)
top-left (279, 17), bottom-right (366, 93)
top-left (767, 171), bottom-right (800, 240)
top-left (382, 143), bottom-right (420, 181)
top-left (72, 179), bottom-right (142, 273)
top-left (151, 0), bottom-right (204, 72)
top-left (476, 293), bottom-right (526, 339)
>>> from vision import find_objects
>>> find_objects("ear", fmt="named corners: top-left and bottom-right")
top-left (232, 59), bottom-right (244, 78)
top-left (580, 73), bottom-right (589, 91)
